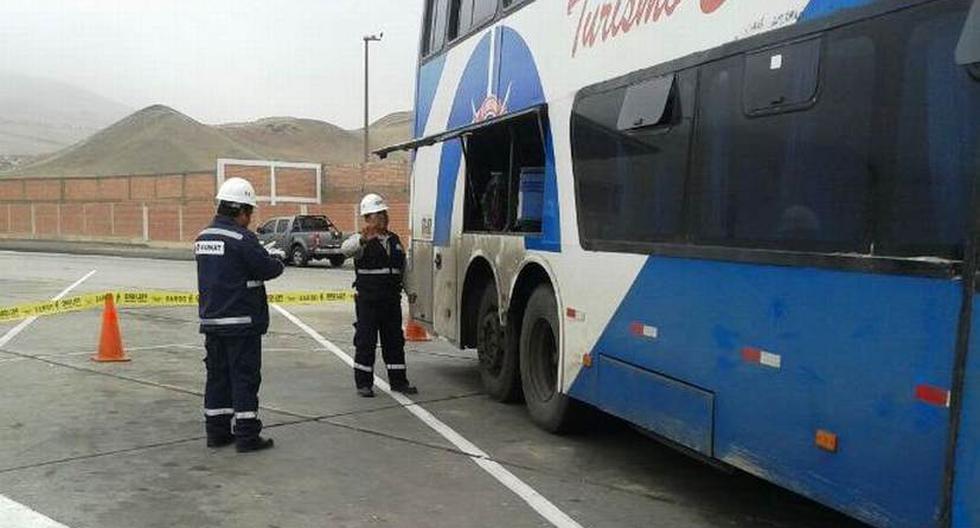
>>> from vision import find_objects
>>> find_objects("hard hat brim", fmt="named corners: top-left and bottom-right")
top-left (361, 206), bottom-right (389, 215)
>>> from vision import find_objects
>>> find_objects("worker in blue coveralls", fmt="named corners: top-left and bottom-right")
top-left (195, 177), bottom-right (285, 453)
top-left (341, 193), bottom-right (419, 398)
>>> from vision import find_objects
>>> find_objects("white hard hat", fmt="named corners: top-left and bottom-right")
top-left (216, 177), bottom-right (257, 207)
top-left (360, 193), bottom-right (389, 216)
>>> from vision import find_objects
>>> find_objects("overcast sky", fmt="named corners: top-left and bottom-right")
top-left (0, 0), bottom-right (424, 128)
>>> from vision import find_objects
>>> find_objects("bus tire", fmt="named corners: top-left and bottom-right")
top-left (477, 284), bottom-right (521, 402)
top-left (520, 284), bottom-right (577, 433)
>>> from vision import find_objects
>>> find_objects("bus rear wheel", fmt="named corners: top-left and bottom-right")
top-left (520, 284), bottom-right (577, 433)
top-left (476, 285), bottom-right (521, 402)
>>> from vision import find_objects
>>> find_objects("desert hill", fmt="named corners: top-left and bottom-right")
top-left (5, 106), bottom-right (411, 178)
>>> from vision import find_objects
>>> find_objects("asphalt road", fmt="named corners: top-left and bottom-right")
top-left (0, 250), bottom-right (869, 528)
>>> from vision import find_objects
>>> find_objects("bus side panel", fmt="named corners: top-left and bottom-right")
top-left (572, 257), bottom-right (959, 528)
top-left (598, 355), bottom-right (715, 454)
top-left (414, 55), bottom-right (447, 139)
top-left (952, 300), bottom-right (980, 527)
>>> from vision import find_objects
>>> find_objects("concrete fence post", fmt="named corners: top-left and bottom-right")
top-left (270, 165), bottom-right (278, 206)
top-left (30, 203), bottom-right (36, 238)
top-left (142, 202), bottom-right (149, 242)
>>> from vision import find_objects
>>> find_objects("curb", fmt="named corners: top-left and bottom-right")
top-left (0, 239), bottom-right (193, 261)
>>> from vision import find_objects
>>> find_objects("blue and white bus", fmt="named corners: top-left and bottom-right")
top-left (378, 1), bottom-right (980, 526)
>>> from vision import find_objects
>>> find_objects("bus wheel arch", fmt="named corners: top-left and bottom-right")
top-left (461, 256), bottom-right (496, 348)
top-left (511, 263), bottom-right (579, 433)
top-left (463, 257), bottom-right (521, 402)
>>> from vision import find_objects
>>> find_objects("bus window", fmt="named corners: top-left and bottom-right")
top-left (617, 74), bottom-right (676, 131)
top-left (421, 0), bottom-right (435, 56)
top-left (448, 0), bottom-right (495, 42)
top-left (448, 0), bottom-right (474, 42)
top-left (875, 10), bottom-right (980, 258)
top-left (472, 0), bottom-right (497, 25)
top-left (956, 0), bottom-right (980, 71)
top-left (693, 34), bottom-right (875, 253)
top-left (463, 113), bottom-right (546, 234)
top-left (422, 0), bottom-right (449, 57)
top-left (572, 69), bottom-right (695, 246)
top-left (743, 37), bottom-right (821, 115)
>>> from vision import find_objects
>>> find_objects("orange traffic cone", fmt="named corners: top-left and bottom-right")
top-left (92, 294), bottom-right (130, 362)
top-left (404, 320), bottom-right (431, 342)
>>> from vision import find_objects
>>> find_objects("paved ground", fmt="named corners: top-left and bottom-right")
top-left (0, 250), bottom-right (870, 528)
top-left (0, 238), bottom-right (195, 261)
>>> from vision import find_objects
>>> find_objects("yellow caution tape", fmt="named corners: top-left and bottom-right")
top-left (0, 290), bottom-right (356, 323)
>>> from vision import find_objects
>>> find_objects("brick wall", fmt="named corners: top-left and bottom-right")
top-left (9, 204), bottom-right (31, 234)
top-left (0, 160), bottom-right (409, 245)
top-left (276, 168), bottom-right (317, 198)
top-left (84, 203), bottom-right (113, 237)
top-left (112, 203), bottom-right (142, 239)
top-left (0, 204), bottom-right (9, 233)
top-left (25, 180), bottom-right (61, 201)
top-left (0, 180), bottom-right (24, 201)
top-left (34, 204), bottom-right (59, 236)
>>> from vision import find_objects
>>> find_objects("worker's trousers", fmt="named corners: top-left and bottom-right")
top-left (353, 297), bottom-right (408, 389)
top-left (203, 334), bottom-right (263, 439)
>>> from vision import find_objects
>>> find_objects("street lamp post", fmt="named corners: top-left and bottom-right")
top-left (362, 32), bottom-right (383, 196)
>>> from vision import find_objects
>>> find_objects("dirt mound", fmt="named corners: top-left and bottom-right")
top-left (9, 105), bottom-right (261, 177)
top-left (219, 111), bottom-right (412, 164)
top-left (4, 106), bottom-right (412, 178)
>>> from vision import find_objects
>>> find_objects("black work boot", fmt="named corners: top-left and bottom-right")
top-left (206, 417), bottom-right (234, 448)
top-left (357, 386), bottom-right (375, 398)
top-left (391, 382), bottom-right (418, 395)
top-left (206, 434), bottom-right (235, 448)
top-left (236, 436), bottom-right (274, 453)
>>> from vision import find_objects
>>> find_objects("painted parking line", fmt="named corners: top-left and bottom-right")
top-left (0, 495), bottom-right (71, 528)
top-left (0, 342), bottom-right (205, 364)
top-left (0, 270), bottom-right (96, 350)
top-left (272, 304), bottom-right (585, 528)
top-left (0, 269), bottom-right (95, 528)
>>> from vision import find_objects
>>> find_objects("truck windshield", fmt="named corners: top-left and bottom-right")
top-left (296, 216), bottom-right (332, 232)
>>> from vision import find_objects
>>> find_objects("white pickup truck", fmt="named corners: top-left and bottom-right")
top-left (256, 215), bottom-right (346, 268)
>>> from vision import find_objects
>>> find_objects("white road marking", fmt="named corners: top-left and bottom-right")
top-left (0, 270), bottom-right (96, 350)
top-left (272, 304), bottom-right (585, 528)
top-left (0, 495), bottom-right (71, 528)
top-left (0, 269), bottom-right (95, 528)
top-left (0, 342), bottom-right (206, 364)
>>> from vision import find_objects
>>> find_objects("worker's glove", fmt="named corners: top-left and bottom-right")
top-left (263, 241), bottom-right (286, 260)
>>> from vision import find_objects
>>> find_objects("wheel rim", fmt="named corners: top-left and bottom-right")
top-left (292, 248), bottom-right (303, 262)
top-left (527, 317), bottom-right (558, 403)
top-left (477, 310), bottom-right (503, 376)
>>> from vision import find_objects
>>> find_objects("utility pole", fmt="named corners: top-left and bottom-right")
top-left (362, 32), bottom-right (383, 196)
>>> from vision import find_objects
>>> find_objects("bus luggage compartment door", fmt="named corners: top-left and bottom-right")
top-left (953, 296), bottom-right (980, 527)
top-left (598, 355), bottom-right (714, 455)
top-left (432, 242), bottom-right (458, 341)
top-left (408, 240), bottom-right (434, 324)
